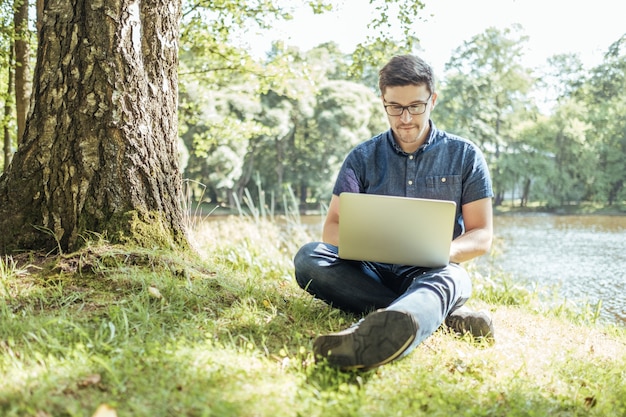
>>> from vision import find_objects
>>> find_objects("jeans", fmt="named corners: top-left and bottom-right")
top-left (293, 242), bottom-right (472, 355)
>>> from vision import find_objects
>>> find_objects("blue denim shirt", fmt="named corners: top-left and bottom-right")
top-left (332, 121), bottom-right (493, 239)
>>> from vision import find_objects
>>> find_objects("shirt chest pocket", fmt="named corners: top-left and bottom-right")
top-left (423, 175), bottom-right (462, 202)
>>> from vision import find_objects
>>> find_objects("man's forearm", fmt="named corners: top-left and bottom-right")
top-left (449, 228), bottom-right (493, 263)
top-left (322, 222), bottom-right (339, 246)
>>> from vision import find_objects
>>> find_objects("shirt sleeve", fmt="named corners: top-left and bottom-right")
top-left (461, 145), bottom-right (494, 205)
top-left (332, 151), bottom-right (363, 196)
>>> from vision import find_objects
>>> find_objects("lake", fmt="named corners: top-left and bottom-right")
top-left (481, 214), bottom-right (626, 326)
top-left (298, 213), bottom-right (626, 326)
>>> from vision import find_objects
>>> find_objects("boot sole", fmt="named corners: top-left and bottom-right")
top-left (313, 310), bottom-right (417, 370)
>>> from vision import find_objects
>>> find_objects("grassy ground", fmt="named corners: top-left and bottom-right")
top-left (1, 216), bottom-right (625, 417)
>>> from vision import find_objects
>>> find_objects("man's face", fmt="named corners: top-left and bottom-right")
top-left (382, 84), bottom-right (437, 153)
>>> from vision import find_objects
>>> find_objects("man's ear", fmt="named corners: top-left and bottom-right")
top-left (431, 92), bottom-right (438, 109)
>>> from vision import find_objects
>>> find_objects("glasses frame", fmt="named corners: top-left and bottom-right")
top-left (383, 93), bottom-right (433, 116)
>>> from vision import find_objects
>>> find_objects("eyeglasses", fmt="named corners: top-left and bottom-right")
top-left (383, 94), bottom-right (432, 116)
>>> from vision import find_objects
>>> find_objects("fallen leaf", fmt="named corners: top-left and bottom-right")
top-left (584, 396), bottom-right (597, 408)
top-left (78, 374), bottom-right (101, 388)
top-left (92, 404), bottom-right (117, 417)
top-left (148, 286), bottom-right (162, 299)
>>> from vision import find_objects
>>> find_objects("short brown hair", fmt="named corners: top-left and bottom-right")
top-left (378, 55), bottom-right (436, 96)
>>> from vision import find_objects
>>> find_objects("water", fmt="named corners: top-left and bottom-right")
top-left (481, 214), bottom-right (626, 326)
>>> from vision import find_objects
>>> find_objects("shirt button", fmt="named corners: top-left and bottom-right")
top-left (441, 177), bottom-right (447, 183)
top-left (408, 180), bottom-right (413, 185)
top-left (409, 155), bottom-right (414, 160)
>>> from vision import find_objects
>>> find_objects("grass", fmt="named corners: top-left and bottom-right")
top-left (1, 216), bottom-right (625, 417)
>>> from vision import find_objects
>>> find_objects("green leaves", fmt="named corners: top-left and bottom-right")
top-left (176, 1), bottom-right (626, 209)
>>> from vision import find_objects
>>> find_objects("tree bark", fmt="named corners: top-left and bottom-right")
top-left (36, 0), bottom-right (44, 37)
top-left (3, 45), bottom-right (15, 170)
top-left (0, 0), bottom-right (187, 254)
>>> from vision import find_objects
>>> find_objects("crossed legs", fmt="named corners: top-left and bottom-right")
top-left (294, 242), bottom-right (474, 368)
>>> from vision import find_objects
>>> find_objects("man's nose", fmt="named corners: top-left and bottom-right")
top-left (400, 108), bottom-right (412, 122)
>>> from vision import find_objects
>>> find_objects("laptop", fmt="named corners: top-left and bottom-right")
top-left (338, 192), bottom-right (457, 267)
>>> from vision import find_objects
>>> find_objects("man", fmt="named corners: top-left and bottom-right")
top-left (293, 54), bottom-right (494, 371)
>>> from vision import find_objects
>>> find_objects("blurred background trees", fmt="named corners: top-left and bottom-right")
top-left (1, 0), bottom-right (625, 214)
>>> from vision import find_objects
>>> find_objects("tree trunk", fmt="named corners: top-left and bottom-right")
top-left (14, 0), bottom-right (31, 145)
top-left (3, 45), bottom-right (15, 170)
top-left (36, 0), bottom-right (44, 38)
top-left (0, 0), bottom-right (187, 254)
top-left (521, 178), bottom-right (531, 207)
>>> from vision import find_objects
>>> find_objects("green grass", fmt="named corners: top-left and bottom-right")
top-left (1, 217), bottom-right (625, 417)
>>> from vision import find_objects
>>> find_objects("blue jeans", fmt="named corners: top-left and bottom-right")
top-left (293, 242), bottom-right (472, 355)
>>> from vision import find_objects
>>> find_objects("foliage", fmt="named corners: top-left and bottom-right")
top-left (347, 0), bottom-right (426, 79)
top-left (582, 34), bottom-right (626, 205)
top-left (436, 25), bottom-right (538, 206)
top-left (2, 0), bottom-right (626, 208)
top-left (434, 25), bottom-right (626, 208)
top-left (175, 0), bottom-right (434, 208)
top-left (537, 53), bottom-right (586, 109)
top-left (178, 83), bottom-right (269, 204)
top-left (179, 39), bottom-right (386, 209)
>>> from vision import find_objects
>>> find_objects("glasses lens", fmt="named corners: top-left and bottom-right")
top-left (386, 106), bottom-right (403, 116)
top-left (407, 104), bottom-right (425, 115)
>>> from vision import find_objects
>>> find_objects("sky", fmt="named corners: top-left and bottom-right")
top-left (242, 0), bottom-right (625, 75)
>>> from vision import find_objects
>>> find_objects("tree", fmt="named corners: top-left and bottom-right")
top-left (176, 2), bottom-right (336, 210)
top-left (349, 0), bottom-right (426, 80)
top-left (1, 0), bottom-right (34, 171)
top-left (2, 45), bottom-right (13, 171)
top-left (351, 36), bottom-right (420, 92)
top-left (548, 103), bottom-right (595, 206)
top-left (1, 0), bottom-right (15, 170)
top-left (294, 79), bottom-right (386, 202)
top-left (179, 84), bottom-right (267, 207)
top-left (537, 53), bottom-right (585, 110)
top-left (0, 0), bottom-right (186, 254)
top-left (584, 34), bottom-right (626, 205)
top-left (175, 0), bottom-right (430, 208)
top-left (13, 0), bottom-right (30, 144)
top-left (437, 25), bottom-right (536, 205)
